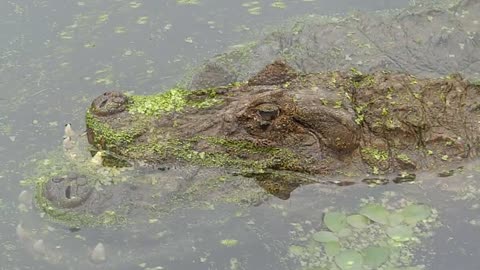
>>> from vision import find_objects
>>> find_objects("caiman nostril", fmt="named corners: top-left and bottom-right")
top-left (52, 177), bottom-right (63, 183)
top-left (65, 185), bottom-right (71, 199)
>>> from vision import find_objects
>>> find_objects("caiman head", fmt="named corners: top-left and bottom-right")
top-left (86, 60), bottom-right (480, 181)
top-left (86, 61), bottom-right (361, 176)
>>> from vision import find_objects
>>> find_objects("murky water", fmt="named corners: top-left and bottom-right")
top-left (2, 0), bottom-right (480, 269)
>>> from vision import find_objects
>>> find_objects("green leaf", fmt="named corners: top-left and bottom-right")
top-left (388, 212), bottom-right (404, 226)
top-left (337, 228), bottom-right (352, 238)
top-left (334, 250), bottom-right (363, 270)
top-left (324, 241), bottom-right (341, 257)
top-left (313, 231), bottom-right (339, 243)
top-left (401, 204), bottom-right (431, 225)
top-left (363, 246), bottom-right (390, 268)
top-left (359, 204), bottom-right (389, 224)
top-left (324, 212), bottom-right (347, 232)
top-left (386, 225), bottom-right (413, 242)
top-left (346, 214), bottom-right (370, 229)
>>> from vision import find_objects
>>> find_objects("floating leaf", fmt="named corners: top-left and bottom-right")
top-left (359, 204), bottom-right (389, 224)
top-left (324, 241), bottom-right (341, 257)
top-left (363, 246), bottom-right (390, 268)
top-left (324, 212), bottom-right (347, 232)
top-left (335, 250), bottom-right (363, 270)
top-left (337, 228), bottom-right (352, 238)
top-left (386, 225), bottom-right (413, 242)
top-left (346, 214), bottom-right (370, 229)
top-left (388, 212), bottom-right (404, 226)
top-left (313, 231), bottom-right (339, 243)
top-left (401, 204), bottom-right (431, 225)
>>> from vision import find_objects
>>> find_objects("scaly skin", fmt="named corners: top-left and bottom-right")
top-left (87, 61), bottom-right (480, 176)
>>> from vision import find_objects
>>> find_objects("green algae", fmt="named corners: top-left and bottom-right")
top-left (220, 239), bottom-right (239, 247)
top-left (361, 148), bottom-right (388, 162)
top-left (396, 154), bottom-right (412, 163)
top-left (128, 87), bottom-right (222, 116)
top-left (121, 135), bottom-right (304, 173)
top-left (86, 110), bottom-right (141, 147)
top-left (361, 147), bottom-right (389, 173)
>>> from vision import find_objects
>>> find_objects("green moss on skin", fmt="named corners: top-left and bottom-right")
top-left (86, 110), bottom-right (140, 147)
top-left (127, 87), bottom-right (223, 116)
top-left (360, 147), bottom-right (390, 174)
top-left (122, 136), bottom-right (305, 173)
top-left (361, 147), bottom-right (389, 162)
top-left (87, 84), bottom-right (307, 172)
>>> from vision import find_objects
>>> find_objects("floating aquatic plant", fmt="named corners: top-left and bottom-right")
top-left (313, 231), bottom-right (339, 243)
top-left (346, 214), bottom-right (370, 229)
top-left (359, 204), bottom-right (389, 225)
top-left (324, 212), bottom-right (347, 232)
top-left (288, 200), bottom-right (436, 270)
top-left (335, 250), bottom-right (363, 270)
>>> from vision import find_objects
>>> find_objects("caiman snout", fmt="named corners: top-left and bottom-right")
top-left (90, 91), bottom-right (129, 117)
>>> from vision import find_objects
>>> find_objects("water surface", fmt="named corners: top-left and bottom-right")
top-left (2, 1), bottom-right (480, 269)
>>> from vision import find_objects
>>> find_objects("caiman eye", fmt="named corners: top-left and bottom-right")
top-left (256, 103), bottom-right (279, 121)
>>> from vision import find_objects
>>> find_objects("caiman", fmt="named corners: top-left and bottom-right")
top-left (31, 0), bottom-right (480, 228)
top-left (86, 61), bottom-right (480, 178)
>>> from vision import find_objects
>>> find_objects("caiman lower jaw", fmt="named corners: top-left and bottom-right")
top-left (43, 174), bottom-right (93, 209)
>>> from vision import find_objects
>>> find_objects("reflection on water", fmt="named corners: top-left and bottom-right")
top-left (2, 0), bottom-right (480, 269)
top-left (13, 158), bottom-right (480, 269)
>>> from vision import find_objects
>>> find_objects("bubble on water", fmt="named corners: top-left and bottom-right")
top-left (33, 239), bottom-right (47, 255)
top-left (16, 223), bottom-right (31, 241)
top-left (18, 190), bottom-right (32, 204)
top-left (90, 242), bottom-right (106, 263)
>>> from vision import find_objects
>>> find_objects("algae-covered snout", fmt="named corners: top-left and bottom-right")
top-left (43, 174), bottom-right (94, 209)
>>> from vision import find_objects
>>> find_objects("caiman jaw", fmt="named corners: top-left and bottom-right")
top-left (44, 174), bottom-right (94, 209)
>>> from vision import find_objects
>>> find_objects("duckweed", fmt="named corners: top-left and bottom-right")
top-left (220, 239), bottom-right (239, 247)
